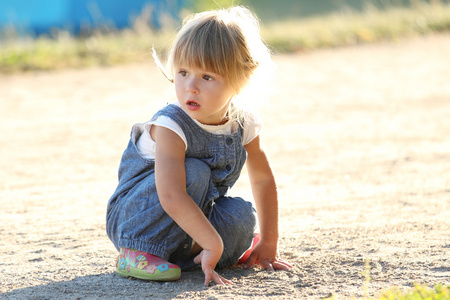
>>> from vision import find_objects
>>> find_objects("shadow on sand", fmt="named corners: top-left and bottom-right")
top-left (2, 268), bottom-right (254, 299)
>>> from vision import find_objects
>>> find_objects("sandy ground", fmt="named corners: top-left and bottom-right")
top-left (1, 34), bottom-right (449, 299)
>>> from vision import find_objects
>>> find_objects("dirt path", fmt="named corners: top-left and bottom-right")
top-left (1, 34), bottom-right (449, 299)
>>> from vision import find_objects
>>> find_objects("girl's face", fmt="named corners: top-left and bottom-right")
top-left (174, 65), bottom-right (235, 125)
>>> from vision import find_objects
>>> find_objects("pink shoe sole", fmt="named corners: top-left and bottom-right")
top-left (238, 233), bottom-right (261, 264)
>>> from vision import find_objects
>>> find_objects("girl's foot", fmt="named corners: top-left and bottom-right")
top-left (116, 248), bottom-right (181, 281)
top-left (238, 233), bottom-right (260, 264)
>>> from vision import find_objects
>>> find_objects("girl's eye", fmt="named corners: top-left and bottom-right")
top-left (203, 75), bottom-right (213, 81)
top-left (179, 70), bottom-right (187, 76)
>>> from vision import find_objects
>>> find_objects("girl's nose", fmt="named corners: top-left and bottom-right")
top-left (186, 78), bottom-right (199, 94)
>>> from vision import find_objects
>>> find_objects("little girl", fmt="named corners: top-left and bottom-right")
top-left (106, 6), bottom-right (292, 286)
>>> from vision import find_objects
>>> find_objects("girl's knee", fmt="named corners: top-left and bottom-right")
top-left (213, 197), bottom-right (256, 233)
top-left (234, 199), bottom-right (257, 231)
top-left (210, 197), bottom-right (256, 268)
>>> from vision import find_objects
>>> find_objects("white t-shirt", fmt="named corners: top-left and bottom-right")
top-left (136, 103), bottom-right (262, 160)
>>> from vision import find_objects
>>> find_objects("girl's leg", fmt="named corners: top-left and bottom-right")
top-left (207, 196), bottom-right (257, 268)
top-left (111, 158), bottom-right (214, 278)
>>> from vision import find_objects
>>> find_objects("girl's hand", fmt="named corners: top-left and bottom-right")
top-left (194, 249), bottom-right (233, 286)
top-left (243, 239), bottom-right (293, 271)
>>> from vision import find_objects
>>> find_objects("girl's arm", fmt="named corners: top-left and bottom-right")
top-left (243, 135), bottom-right (293, 270)
top-left (151, 125), bottom-right (231, 286)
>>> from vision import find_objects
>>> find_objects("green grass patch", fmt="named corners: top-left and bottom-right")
top-left (262, 2), bottom-right (450, 52)
top-left (1, 1), bottom-right (450, 73)
top-left (377, 284), bottom-right (450, 300)
top-left (322, 260), bottom-right (450, 300)
top-left (0, 28), bottom-right (175, 73)
top-left (325, 284), bottom-right (450, 300)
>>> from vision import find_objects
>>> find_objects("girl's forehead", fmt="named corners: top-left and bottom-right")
top-left (177, 64), bottom-right (217, 74)
top-left (175, 60), bottom-right (222, 76)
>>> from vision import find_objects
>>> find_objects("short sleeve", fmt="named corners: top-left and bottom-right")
top-left (242, 111), bottom-right (262, 145)
top-left (135, 116), bottom-right (187, 160)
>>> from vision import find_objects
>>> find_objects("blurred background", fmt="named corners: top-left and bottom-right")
top-left (1, 0), bottom-right (450, 72)
top-left (1, 0), bottom-right (449, 34)
top-left (0, 0), bottom-right (185, 36)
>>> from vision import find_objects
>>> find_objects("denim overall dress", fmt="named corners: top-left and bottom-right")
top-left (106, 104), bottom-right (256, 270)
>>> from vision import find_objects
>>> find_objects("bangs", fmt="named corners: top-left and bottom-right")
top-left (171, 16), bottom-right (240, 86)
top-left (166, 7), bottom-right (264, 92)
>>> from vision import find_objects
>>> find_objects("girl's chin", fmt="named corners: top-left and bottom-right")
top-left (181, 107), bottom-right (228, 125)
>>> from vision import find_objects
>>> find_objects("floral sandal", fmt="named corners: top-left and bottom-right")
top-left (116, 248), bottom-right (181, 281)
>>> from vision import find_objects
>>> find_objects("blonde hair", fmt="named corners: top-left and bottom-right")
top-left (154, 6), bottom-right (273, 122)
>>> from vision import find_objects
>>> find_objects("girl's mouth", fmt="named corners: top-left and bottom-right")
top-left (186, 100), bottom-right (200, 111)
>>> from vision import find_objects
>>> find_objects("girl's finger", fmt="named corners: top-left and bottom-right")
top-left (211, 270), bottom-right (232, 286)
top-left (212, 272), bottom-right (225, 286)
top-left (272, 260), bottom-right (293, 270)
top-left (203, 267), bottom-right (213, 286)
top-left (243, 252), bottom-right (257, 269)
top-left (261, 259), bottom-right (274, 271)
top-left (274, 257), bottom-right (293, 268)
top-left (218, 274), bottom-right (233, 285)
top-left (193, 253), bottom-right (202, 264)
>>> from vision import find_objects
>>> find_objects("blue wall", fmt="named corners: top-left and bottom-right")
top-left (0, 0), bottom-right (185, 36)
